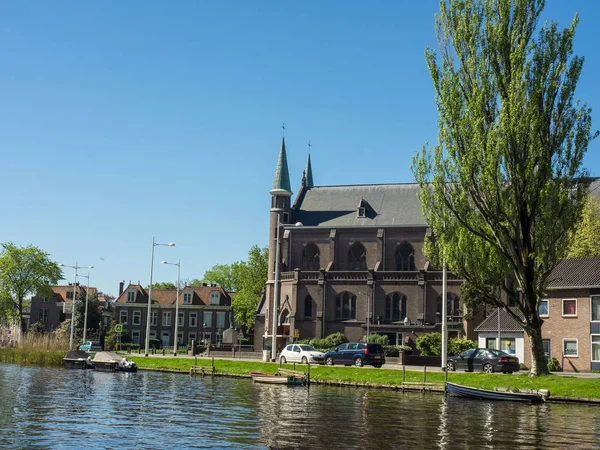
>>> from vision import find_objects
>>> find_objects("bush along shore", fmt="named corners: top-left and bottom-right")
top-left (127, 355), bottom-right (600, 403)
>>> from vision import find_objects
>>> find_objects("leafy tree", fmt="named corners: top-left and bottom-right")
top-left (232, 246), bottom-right (268, 330)
top-left (74, 292), bottom-right (102, 334)
top-left (196, 263), bottom-right (241, 292)
top-left (568, 196), bottom-right (600, 257)
top-left (413, 0), bottom-right (597, 375)
top-left (29, 321), bottom-right (46, 334)
top-left (0, 243), bottom-right (62, 333)
top-left (150, 282), bottom-right (177, 290)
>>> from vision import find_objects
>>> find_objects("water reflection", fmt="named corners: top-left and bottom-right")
top-left (0, 363), bottom-right (599, 449)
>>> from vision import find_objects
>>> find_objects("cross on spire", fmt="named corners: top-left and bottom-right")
top-left (281, 123), bottom-right (286, 136)
top-left (308, 140), bottom-right (311, 155)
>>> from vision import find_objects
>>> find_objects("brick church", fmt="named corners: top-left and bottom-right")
top-left (254, 138), bottom-right (473, 355)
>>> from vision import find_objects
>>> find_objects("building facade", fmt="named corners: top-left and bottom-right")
top-left (255, 138), bottom-right (468, 355)
top-left (114, 283), bottom-right (233, 348)
top-left (30, 284), bottom-right (98, 332)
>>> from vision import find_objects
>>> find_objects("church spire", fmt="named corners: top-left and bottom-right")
top-left (305, 142), bottom-right (314, 188)
top-left (270, 137), bottom-right (292, 195)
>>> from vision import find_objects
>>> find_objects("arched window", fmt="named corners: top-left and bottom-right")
top-left (335, 292), bottom-right (356, 320)
top-left (348, 243), bottom-right (367, 270)
top-left (396, 242), bottom-right (416, 271)
top-left (304, 295), bottom-right (313, 318)
top-left (436, 294), bottom-right (460, 319)
top-left (302, 243), bottom-right (320, 271)
top-left (280, 308), bottom-right (290, 325)
top-left (453, 296), bottom-right (460, 318)
top-left (385, 293), bottom-right (407, 322)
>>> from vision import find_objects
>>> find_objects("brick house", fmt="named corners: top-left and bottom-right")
top-left (30, 284), bottom-right (98, 332)
top-left (114, 283), bottom-right (233, 348)
top-left (255, 138), bottom-right (468, 355)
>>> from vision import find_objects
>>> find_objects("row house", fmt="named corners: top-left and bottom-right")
top-left (114, 283), bottom-right (233, 348)
top-left (30, 284), bottom-right (98, 332)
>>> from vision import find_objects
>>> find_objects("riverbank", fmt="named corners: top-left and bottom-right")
top-left (128, 355), bottom-right (600, 403)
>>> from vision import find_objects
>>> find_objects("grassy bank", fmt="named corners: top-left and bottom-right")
top-left (129, 356), bottom-right (600, 400)
top-left (0, 348), bottom-right (65, 366)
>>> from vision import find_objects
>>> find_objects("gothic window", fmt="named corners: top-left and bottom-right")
top-left (302, 243), bottom-right (320, 271)
top-left (304, 295), bottom-right (313, 318)
top-left (385, 293), bottom-right (407, 322)
top-left (436, 294), bottom-right (460, 319)
top-left (348, 242), bottom-right (367, 271)
top-left (396, 242), bottom-right (416, 271)
top-left (335, 292), bottom-right (356, 320)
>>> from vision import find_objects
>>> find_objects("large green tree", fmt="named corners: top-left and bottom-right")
top-left (567, 195), bottom-right (600, 258)
top-left (233, 246), bottom-right (268, 330)
top-left (194, 262), bottom-right (242, 292)
top-left (0, 243), bottom-right (62, 333)
top-left (413, 0), bottom-right (597, 375)
top-left (74, 291), bottom-right (102, 334)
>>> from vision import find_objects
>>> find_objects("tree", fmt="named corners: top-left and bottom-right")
top-left (0, 243), bottom-right (62, 333)
top-left (412, 0), bottom-right (597, 375)
top-left (232, 246), bottom-right (268, 331)
top-left (150, 282), bottom-right (177, 290)
top-left (196, 263), bottom-right (241, 292)
top-left (74, 292), bottom-right (102, 334)
top-left (568, 195), bottom-right (600, 257)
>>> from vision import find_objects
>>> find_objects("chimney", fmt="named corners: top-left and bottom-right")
top-left (119, 281), bottom-right (124, 296)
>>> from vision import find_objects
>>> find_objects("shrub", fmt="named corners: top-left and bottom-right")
top-left (547, 357), bottom-right (562, 372)
top-left (383, 345), bottom-right (412, 357)
top-left (448, 338), bottom-right (477, 356)
top-left (416, 332), bottom-right (442, 356)
top-left (363, 333), bottom-right (390, 345)
top-left (237, 337), bottom-right (250, 345)
top-left (324, 332), bottom-right (347, 349)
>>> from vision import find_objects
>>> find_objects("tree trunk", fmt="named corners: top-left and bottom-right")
top-left (525, 323), bottom-right (549, 376)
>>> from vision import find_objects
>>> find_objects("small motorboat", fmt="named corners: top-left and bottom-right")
top-left (91, 352), bottom-right (137, 373)
top-left (446, 381), bottom-right (549, 403)
top-left (250, 371), bottom-right (306, 386)
top-left (63, 350), bottom-right (94, 369)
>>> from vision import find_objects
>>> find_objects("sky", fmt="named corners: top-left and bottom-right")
top-left (1, 1), bottom-right (599, 297)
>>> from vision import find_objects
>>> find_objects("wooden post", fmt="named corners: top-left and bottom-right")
top-left (423, 365), bottom-right (427, 384)
top-left (402, 366), bottom-right (406, 384)
top-left (307, 363), bottom-right (311, 386)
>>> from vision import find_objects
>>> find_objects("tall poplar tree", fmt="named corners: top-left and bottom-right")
top-left (412, 0), bottom-right (597, 375)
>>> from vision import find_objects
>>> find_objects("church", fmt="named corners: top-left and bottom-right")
top-left (254, 138), bottom-right (472, 355)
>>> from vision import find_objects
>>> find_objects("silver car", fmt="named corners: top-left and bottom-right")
top-left (279, 344), bottom-right (325, 364)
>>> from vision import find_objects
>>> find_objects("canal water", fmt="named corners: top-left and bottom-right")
top-left (1, 363), bottom-right (599, 449)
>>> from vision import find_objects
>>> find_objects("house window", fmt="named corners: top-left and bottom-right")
top-left (486, 338), bottom-right (497, 349)
top-left (163, 312), bottom-right (171, 326)
top-left (210, 291), bottom-right (220, 305)
top-left (592, 335), bottom-right (600, 362)
top-left (132, 331), bottom-right (140, 345)
top-left (183, 293), bottom-right (192, 304)
top-left (204, 311), bottom-right (213, 327)
top-left (190, 313), bottom-right (197, 327)
top-left (216, 312), bottom-right (226, 329)
top-left (66, 291), bottom-right (74, 300)
top-left (161, 331), bottom-right (170, 347)
top-left (562, 299), bottom-right (577, 317)
top-left (591, 296), bottom-right (600, 322)
top-left (177, 333), bottom-right (184, 345)
top-left (348, 243), bottom-right (367, 271)
top-left (178, 312), bottom-right (184, 327)
top-left (304, 295), bottom-right (313, 318)
top-left (500, 338), bottom-right (516, 354)
top-left (40, 308), bottom-right (49, 324)
top-left (189, 332), bottom-right (197, 343)
top-left (302, 243), bottom-right (320, 271)
top-left (335, 292), bottom-right (356, 320)
top-left (151, 311), bottom-right (157, 326)
top-left (543, 339), bottom-right (551, 360)
top-left (563, 339), bottom-right (578, 357)
top-left (133, 311), bottom-right (141, 325)
top-left (40, 297), bottom-right (48, 303)
top-left (357, 207), bottom-right (366, 218)
top-left (127, 291), bottom-right (136, 303)
top-left (396, 242), bottom-right (416, 271)
top-left (120, 311), bottom-right (128, 325)
top-left (538, 300), bottom-right (549, 317)
top-left (385, 293), bottom-right (407, 322)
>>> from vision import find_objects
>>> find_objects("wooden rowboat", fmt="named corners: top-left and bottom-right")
top-left (446, 381), bottom-right (550, 403)
top-left (250, 371), bottom-right (306, 386)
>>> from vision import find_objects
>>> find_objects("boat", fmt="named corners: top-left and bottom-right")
top-left (446, 381), bottom-right (550, 403)
top-left (91, 351), bottom-right (137, 373)
top-left (250, 370), bottom-right (306, 386)
top-left (63, 350), bottom-right (94, 369)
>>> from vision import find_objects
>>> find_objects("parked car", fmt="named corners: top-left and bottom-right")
top-left (324, 342), bottom-right (386, 368)
top-left (279, 344), bottom-right (325, 364)
top-left (446, 348), bottom-right (519, 374)
top-left (79, 341), bottom-right (103, 353)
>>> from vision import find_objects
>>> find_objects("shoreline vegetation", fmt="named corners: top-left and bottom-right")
top-left (2, 345), bottom-right (598, 403)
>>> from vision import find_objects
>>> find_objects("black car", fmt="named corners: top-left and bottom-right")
top-left (446, 348), bottom-right (520, 374)
top-left (324, 342), bottom-right (386, 368)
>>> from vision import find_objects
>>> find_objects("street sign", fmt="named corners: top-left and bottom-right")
top-left (115, 323), bottom-right (123, 333)
top-left (294, 329), bottom-right (299, 338)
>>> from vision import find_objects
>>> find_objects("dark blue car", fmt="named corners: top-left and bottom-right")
top-left (324, 342), bottom-right (386, 368)
top-left (446, 348), bottom-right (520, 374)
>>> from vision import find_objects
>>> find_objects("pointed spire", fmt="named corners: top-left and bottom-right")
top-left (271, 137), bottom-right (292, 195)
top-left (305, 152), bottom-right (314, 188)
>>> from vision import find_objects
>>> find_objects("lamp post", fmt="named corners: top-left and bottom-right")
top-left (59, 263), bottom-right (94, 349)
top-left (161, 259), bottom-right (181, 356)
top-left (145, 237), bottom-right (175, 357)
top-left (79, 271), bottom-right (92, 344)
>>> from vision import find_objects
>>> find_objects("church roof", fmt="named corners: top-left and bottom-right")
top-left (293, 183), bottom-right (426, 227)
top-left (271, 137), bottom-right (292, 195)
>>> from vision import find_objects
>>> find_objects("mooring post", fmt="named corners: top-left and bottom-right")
top-left (402, 366), bottom-right (406, 384)
top-left (307, 363), bottom-right (311, 386)
top-left (424, 365), bottom-right (427, 384)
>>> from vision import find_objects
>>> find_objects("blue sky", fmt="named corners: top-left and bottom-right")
top-left (1, 2), bottom-right (599, 296)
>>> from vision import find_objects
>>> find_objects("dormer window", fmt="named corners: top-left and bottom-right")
top-left (356, 198), bottom-right (370, 218)
top-left (210, 291), bottom-right (220, 305)
top-left (126, 290), bottom-right (136, 303)
top-left (183, 292), bottom-right (192, 304)
top-left (357, 207), bottom-right (366, 218)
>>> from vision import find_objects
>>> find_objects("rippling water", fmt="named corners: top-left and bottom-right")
top-left (1, 363), bottom-right (599, 449)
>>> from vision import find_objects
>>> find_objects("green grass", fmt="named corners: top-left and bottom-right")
top-left (0, 348), bottom-right (64, 366)
top-left (128, 356), bottom-right (600, 400)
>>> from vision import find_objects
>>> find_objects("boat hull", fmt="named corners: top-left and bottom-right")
top-left (63, 359), bottom-right (93, 370)
top-left (446, 382), bottom-right (545, 403)
top-left (250, 372), bottom-right (305, 386)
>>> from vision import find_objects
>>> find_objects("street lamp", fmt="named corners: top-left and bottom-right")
top-left (161, 259), bottom-right (181, 356)
top-left (78, 271), bottom-right (93, 344)
top-left (145, 237), bottom-right (175, 357)
top-left (59, 262), bottom-right (94, 349)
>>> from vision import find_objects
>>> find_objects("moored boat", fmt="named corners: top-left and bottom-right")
top-left (250, 371), bottom-right (306, 386)
top-left (63, 350), bottom-right (94, 369)
top-left (446, 381), bottom-right (549, 403)
top-left (91, 351), bottom-right (137, 373)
